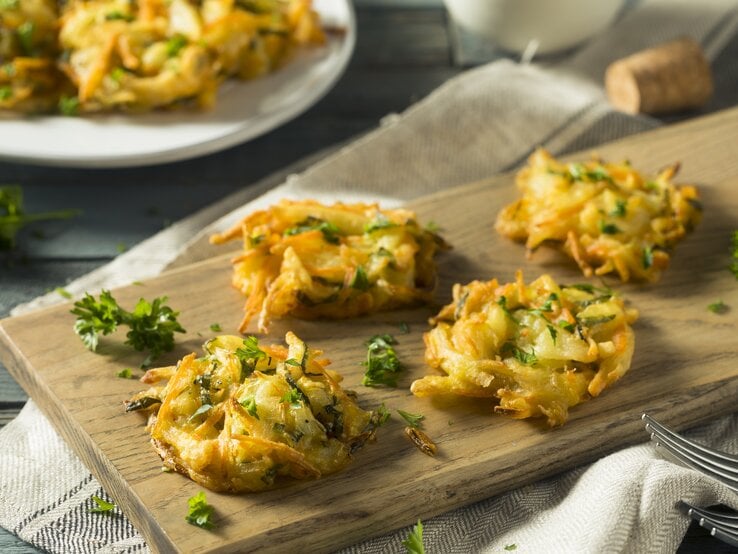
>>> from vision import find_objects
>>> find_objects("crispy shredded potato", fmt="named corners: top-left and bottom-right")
top-left (0, 0), bottom-right (325, 113)
top-left (210, 199), bottom-right (449, 333)
top-left (126, 332), bottom-right (382, 492)
top-left (496, 149), bottom-right (702, 282)
top-left (411, 271), bottom-right (638, 427)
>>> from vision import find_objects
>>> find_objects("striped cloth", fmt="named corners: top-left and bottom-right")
top-left (3, 1), bottom-right (738, 552)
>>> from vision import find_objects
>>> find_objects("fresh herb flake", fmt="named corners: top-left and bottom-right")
top-left (642, 245), bottom-right (654, 269)
top-left (364, 214), bottom-right (396, 233)
top-left (89, 495), bottom-right (115, 514)
top-left (58, 95), bottom-right (80, 116)
top-left (504, 545), bottom-right (518, 551)
top-left (240, 396), bottom-right (259, 419)
top-left (350, 265), bottom-right (371, 291)
top-left (284, 217), bottom-right (341, 244)
top-left (361, 334), bottom-right (403, 387)
top-left (397, 409), bottom-right (424, 429)
top-left (116, 368), bottom-right (133, 379)
top-left (0, 85), bottom-right (12, 100)
top-left (235, 336), bottom-right (266, 377)
top-left (284, 358), bottom-right (301, 367)
top-left (185, 491), bottom-right (215, 530)
top-left (610, 199), bottom-right (627, 217)
top-left (55, 287), bottom-right (73, 299)
top-left (402, 520), bottom-right (425, 554)
top-left (598, 220), bottom-right (621, 235)
top-left (374, 403), bottom-right (391, 426)
top-left (209, 323), bottom-right (221, 332)
top-left (188, 404), bottom-right (212, 423)
top-left (502, 342), bottom-right (537, 365)
top-left (547, 324), bottom-right (558, 344)
top-left (281, 388), bottom-right (301, 407)
top-left (707, 300), bottom-right (728, 314)
top-left (166, 35), bottom-right (188, 57)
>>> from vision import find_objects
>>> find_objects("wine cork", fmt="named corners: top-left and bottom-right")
top-left (605, 37), bottom-right (713, 115)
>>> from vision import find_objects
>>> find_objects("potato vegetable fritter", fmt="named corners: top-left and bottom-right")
top-left (126, 333), bottom-right (383, 492)
top-left (496, 149), bottom-right (701, 282)
top-left (411, 272), bottom-right (638, 427)
top-left (0, 0), bottom-right (325, 113)
top-left (210, 199), bottom-right (449, 333)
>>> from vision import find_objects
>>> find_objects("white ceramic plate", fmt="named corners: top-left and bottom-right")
top-left (0, 0), bottom-right (355, 168)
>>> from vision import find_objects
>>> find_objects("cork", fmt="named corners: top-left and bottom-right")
top-left (605, 37), bottom-right (713, 115)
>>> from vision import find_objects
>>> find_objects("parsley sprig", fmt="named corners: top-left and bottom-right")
top-left (0, 185), bottom-right (79, 251)
top-left (71, 290), bottom-right (185, 367)
top-left (185, 491), bottom-right (215, 530)
top-left (730, 230), bottom-right (738, 278)
top-left (402, 520), bottom-right (425, 554)
top-left (361, 334), bottom-right (403, 387)
top-left (88, 495), bottom-right (116, 514)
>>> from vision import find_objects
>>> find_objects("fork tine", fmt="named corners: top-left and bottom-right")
top-left (681, 501), bottom-right (738, 548)
top-left (642, 414), bottom-right (738, 463)
top-left (642, 415), bottom-right (738, 492)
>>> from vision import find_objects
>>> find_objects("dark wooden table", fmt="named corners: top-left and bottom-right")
top-left (0, 1), bottom-right (734, 551)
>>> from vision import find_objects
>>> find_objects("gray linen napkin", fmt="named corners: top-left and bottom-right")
top-left (3, 1), bottom-right (738, 552)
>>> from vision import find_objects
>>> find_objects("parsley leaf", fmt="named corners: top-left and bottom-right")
top-left (0, 185), bottom-right (79, 251)
top-left (610, 199), bottom-right (627, 217)
top-left (373, 403), bottom-right (391, 426)
top-left (642, 245), bottom-right (654, 269)
top-left (71, 290), bottom-right (121, 351)
top-left (502, 342), bottom-right (537, 365)
top-left (185, 491), bottom-right (215, 530)
top-left (361, 334), bottom-right (403, 387)
top-left (730, 231), bottom-right (738, 279)
top-left (209, 323), bottom-right (221, 332)
top-left (166, 35), bottom-right (188, 57)
top-left (55, 287), bottom-right (72, 299)
top-left (350, 266), bottom-right (371, 291)
top-left (281, 388), bottom-right (301, 407)
top-left (58, 95), bottom-right (80, 116)
top-left (116, 368), bottom-right (133, 379)
top-left (397, 409), bottom-right (424, 428)
top-left (235, 336), bottom-right (266, 378)
top-left (188, 403), bottom-right (212, 422)
top-left (598, 220), bottom-right (621, 235)
top-left (0, 85), bottom-right (12, 100)
top-left (240, 396), bottom-right (259, 419)
top-left (402, 520), bottom-right (425, 554)
top-left (364, 214), bottom-right (396, 233)
top-left (284, 217), bottom-right (341, 244)
top-left (89, 495), bottom-right (115, 514)
top-left (708, 300), bottom-right (728, 314)
top-left (504, 545), bottom-right (518, 551)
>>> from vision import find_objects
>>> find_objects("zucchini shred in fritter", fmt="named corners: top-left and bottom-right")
top-left (495, 149), bottom-right (702, 282)
top-left (411, 272), bottom-right (638, 427)
top-left (126, 333), bottom-right (383, 492)
top-left (210, 199), bottom-right (449, 333)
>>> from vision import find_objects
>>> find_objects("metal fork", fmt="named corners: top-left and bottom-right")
top-left (642, 413), bottom-right (738, 547)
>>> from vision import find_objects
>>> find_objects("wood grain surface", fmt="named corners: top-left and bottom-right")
top-left (2, 108), bottom-right (738, 553)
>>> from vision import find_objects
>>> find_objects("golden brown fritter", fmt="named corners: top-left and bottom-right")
top-left (496, 149), bottom-right (701, 282)
top-left (126, 333), bottom-right (383, 492)
top-left (411, 272), bottom-right (638, 427)
top-left (210, 199), bottom-right (449, 333)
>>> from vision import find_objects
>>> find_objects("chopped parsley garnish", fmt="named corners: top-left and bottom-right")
top-left (0, 86), bottom-right (12, 100)
top-left (166, 35), bottom-right (188, 57)
top-left (105, 10), bottom-right (133, 20)
top-left (707, 300), bottom-right (728, 314)
top-left (0, 185), bottom-right (79, 250)
top-left (402, 520), bottom-right (425, 554)
top-left (209, 323), bottom-right (222, 332)
top-left (497, 296), bottom-right (517, 322)
top-left (364, 214), bottom-right (396, 233)
top-left (116, 368), bottom-right (133, 379)
top-left (425, 221), bottom-right (441, 232)
top-left (730, 231), bottom-right (738, 279)
top-left (249, 233), bottom-right (265, 247)
top-left (642, 245), bottom-right (654, 269)
top-left (397, 409), bottom-right (424, 428)
top-left (284, 358), bottom-right (301, 366)
top-left (58, 95), bottom-right (80, 116)
top-left (610, 199), bottom-right (627, 217)
top-left (504, 545), bottom-right (518, 551)
top-left (350, 266), bottom-right (371, 291)
top-left (110, 67), bottom-right (126, 82)
top-left (374, 403), bottom-right (391, 425)
top-left (568, 163), bottom-right (613, 184)
top-left (598, 220), bottom-right (621, 235)
top-left (240, 396), bottom-right (259, 418)
top-left (116, 242), bottom-right (127, 253)
top-left (558, 320), bottom-right (576, 333)
top-left (71, 291), bottom-right (185, 367)
top-left (16, 22), bottom-right (34, 56)
top-left (530, 292), bottom-right (558, 316)
top-left (546, 324), bottom-right (558, 344)
top-left (284, 217), bottom-right (341, 244)
top-left (281, 388), bottom-right (301, 407)
top-left (89, 495), bottom-right (116, 514)
top-left (361, 334), bottom-right (403, 387)
top-left (235, 336), bottom-right (266, 377)
top-left (185, 491), bottom-right (215, 530)
top-left (502, 342), bottom-right (537, 365)
top-left (55, 287), bottom-right (73, 299)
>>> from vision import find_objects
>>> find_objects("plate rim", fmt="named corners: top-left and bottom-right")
top-left (0, 0), bottom-right (356, 169)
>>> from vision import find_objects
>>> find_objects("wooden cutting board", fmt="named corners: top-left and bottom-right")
top-left (3, 108), bottom-right (738, 553)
